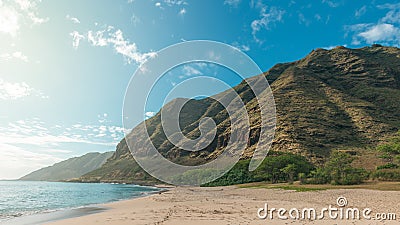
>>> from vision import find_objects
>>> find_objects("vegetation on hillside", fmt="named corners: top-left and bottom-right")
top-left (204, 151), bottom-right (369, 187)
top-left (206, 131), bottom-right (400, 187)
top-left (304, 152), bottom-right (368, 185)
top-left (372, 131), bottom-right (400, 181)
top-left (203, 152), bottom-right (314, 186)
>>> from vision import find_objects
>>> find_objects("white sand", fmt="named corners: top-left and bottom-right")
top-left (48, 186), bottom-right (400, 225)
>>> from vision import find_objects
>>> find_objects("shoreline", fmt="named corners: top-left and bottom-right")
top-left (46, 185), bottom-right (400, 225)
top-left (0, 206), bottom-right (108, 225)
top-left (0, 184), bottom-right (168, 225)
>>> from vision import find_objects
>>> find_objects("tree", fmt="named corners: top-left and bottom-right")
top-left (307, 152), bottom-right (367, 185)
top-left (372, 131), bottom-right (400, 181)
top-left (255, 152), bottom-right (314, 183)
top-left (377, 132), bottom-right (400, 165)
top-left (281, 164), bottom-right (297, 184)
top-left (324, 152), bottom-right (366, 185)
top-left (325, 152), bottom-right (354, 183)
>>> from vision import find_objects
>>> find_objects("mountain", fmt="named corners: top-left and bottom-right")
top-left (20, 152), bottom-right (113, 181)
top-left (79, 45), bottom-right (400, 184)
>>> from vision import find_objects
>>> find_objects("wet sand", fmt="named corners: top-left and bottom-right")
top-left (1, 207), bottom-right (107, 225)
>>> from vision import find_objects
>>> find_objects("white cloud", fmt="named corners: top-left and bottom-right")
top-left (170, 62), bottom-right (217, 80)
top-left (0, 143), bottom-right (62, 179)
top-left (377, 2), bottom-right (400, 10)
top-left (232, 42), bottom-right (250, 52)
top-left (0, 78), bottom-right (47, 100)
top-left (1, 119), bottom-right (125, 151)
top-left (110, 29), bottom-right (157, 64)
top-left (152, 0), bottom-right (188, 14)
top-left (0, 0), bottom-right (48, 36)
top-left (345, 23), bottom-right (371, 45)
top-left (87, 28), bottom-right (110, 47)
top-left (208, 50), bottom-right (221, 61)
top-left (322, 0), bottom-right (341, 8)
top-left (0, 4), bottom-right (20, 36)
top-left (16, 0), bottom-right (48, 24)
top-left (346, 4), bottom-right (400, 46)
top-left (358, 23), bottom-right (400, 44)
top-left (224, 0), bottom-right (241, 7)
top-left (109, 29), bottom-right (157, 64)
top-left (322, 44), bottom-right (347, 50)
top-left (346, 23), bottom-right (400, 45)
top-left (377, 3), bottom-right (400, 24)
top-left (162, 0), bottom-right (187, 6)
top-left (182, 65), bottom-right (203, 76)
top-left (145, 111), bottom-right (156, 119)
top-left (179, 8), bottom-right (187, 15)
top-left (239, 45), bottom-right (250, 51)
top-left (71, 26), bottom-right (157, 64)
top-left (346, 23), bottom-right (371, 32)
top-left (315, 14), bottom-right (322, 21)
top-left (15, 0), bottom-right (33, 11)
top-left (27, 11), bottom-right (48, 25)
top-left (355, 5), bottom-right (367, 18)
top-left (153, 0), bottom-right (187, 9)
top-left (0, 51), bottom-right (28, 62)
top-left (298, 13), bottom-right (311, 26)
top-left (70, 31), bottom-right (85, 49)
top-left (381, 11), bottom-right (400, 24)
top-left (0, 133), bottom-right (114, 148)
top-left (251, 6), bottom-right (285, 43)
top-left (0, 116), bottom-right (128, 179)
top-left (66, 14), bottom-right (80, 24)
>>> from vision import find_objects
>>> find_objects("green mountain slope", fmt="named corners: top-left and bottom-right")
top-left (80, 45), bottom-right (400, 184)
top-left (20, 152), bottom-right (113, 181)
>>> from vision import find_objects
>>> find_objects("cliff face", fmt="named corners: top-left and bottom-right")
top-left (81, 45), bottom-right (400, 183)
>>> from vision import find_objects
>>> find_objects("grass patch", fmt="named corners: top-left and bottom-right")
top-left (239, 183), bottom-right (325, 192)
top-left (271, 186), bottom-right (327, 192)
top-left (238, 181), bottom-right (400, 191)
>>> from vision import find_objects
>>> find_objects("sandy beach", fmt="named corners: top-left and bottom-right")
top-left (46, 185), bottom-right (400, 225)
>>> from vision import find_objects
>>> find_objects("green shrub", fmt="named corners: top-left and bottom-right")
top-left (306, 168), bottom-right (331, 184)
top-left (372, 169), bottom-right (400, 181)
top-left (202, 160), bottom-right (261, 186)
top-left (338, 168), bottom-right (368, 185)
top-left (376, 131), bottom-right (400, 164)
top-left (298, 173), bottom-right (306, 184)
top-left (203, 152), bottom-right (315, 186)
top-left (377, 163), bottom-right (399, 170)
top-left (254, 152), bottom-right (314, 183)
top-left (306, 152), bottom-right (367, 185)
top-left (171, 168), bottom-right (222, 185)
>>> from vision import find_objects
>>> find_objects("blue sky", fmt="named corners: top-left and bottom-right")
top-left (1, 0), bottom-right (400, 179)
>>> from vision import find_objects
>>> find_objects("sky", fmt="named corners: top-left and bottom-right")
top-left (1, 0), bottom-right (400, 179)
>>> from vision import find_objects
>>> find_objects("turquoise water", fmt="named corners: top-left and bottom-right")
top-left (0, 181), bottom-right (160, 222)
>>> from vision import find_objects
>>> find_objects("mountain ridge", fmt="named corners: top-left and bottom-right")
top-left (79, 45), bottom-right (400, 184)
top-left (20, 152), bottom-right (113, 181)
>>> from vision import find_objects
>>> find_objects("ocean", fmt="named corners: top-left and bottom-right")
top-left (0, 181), bottom-right (160, 223)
